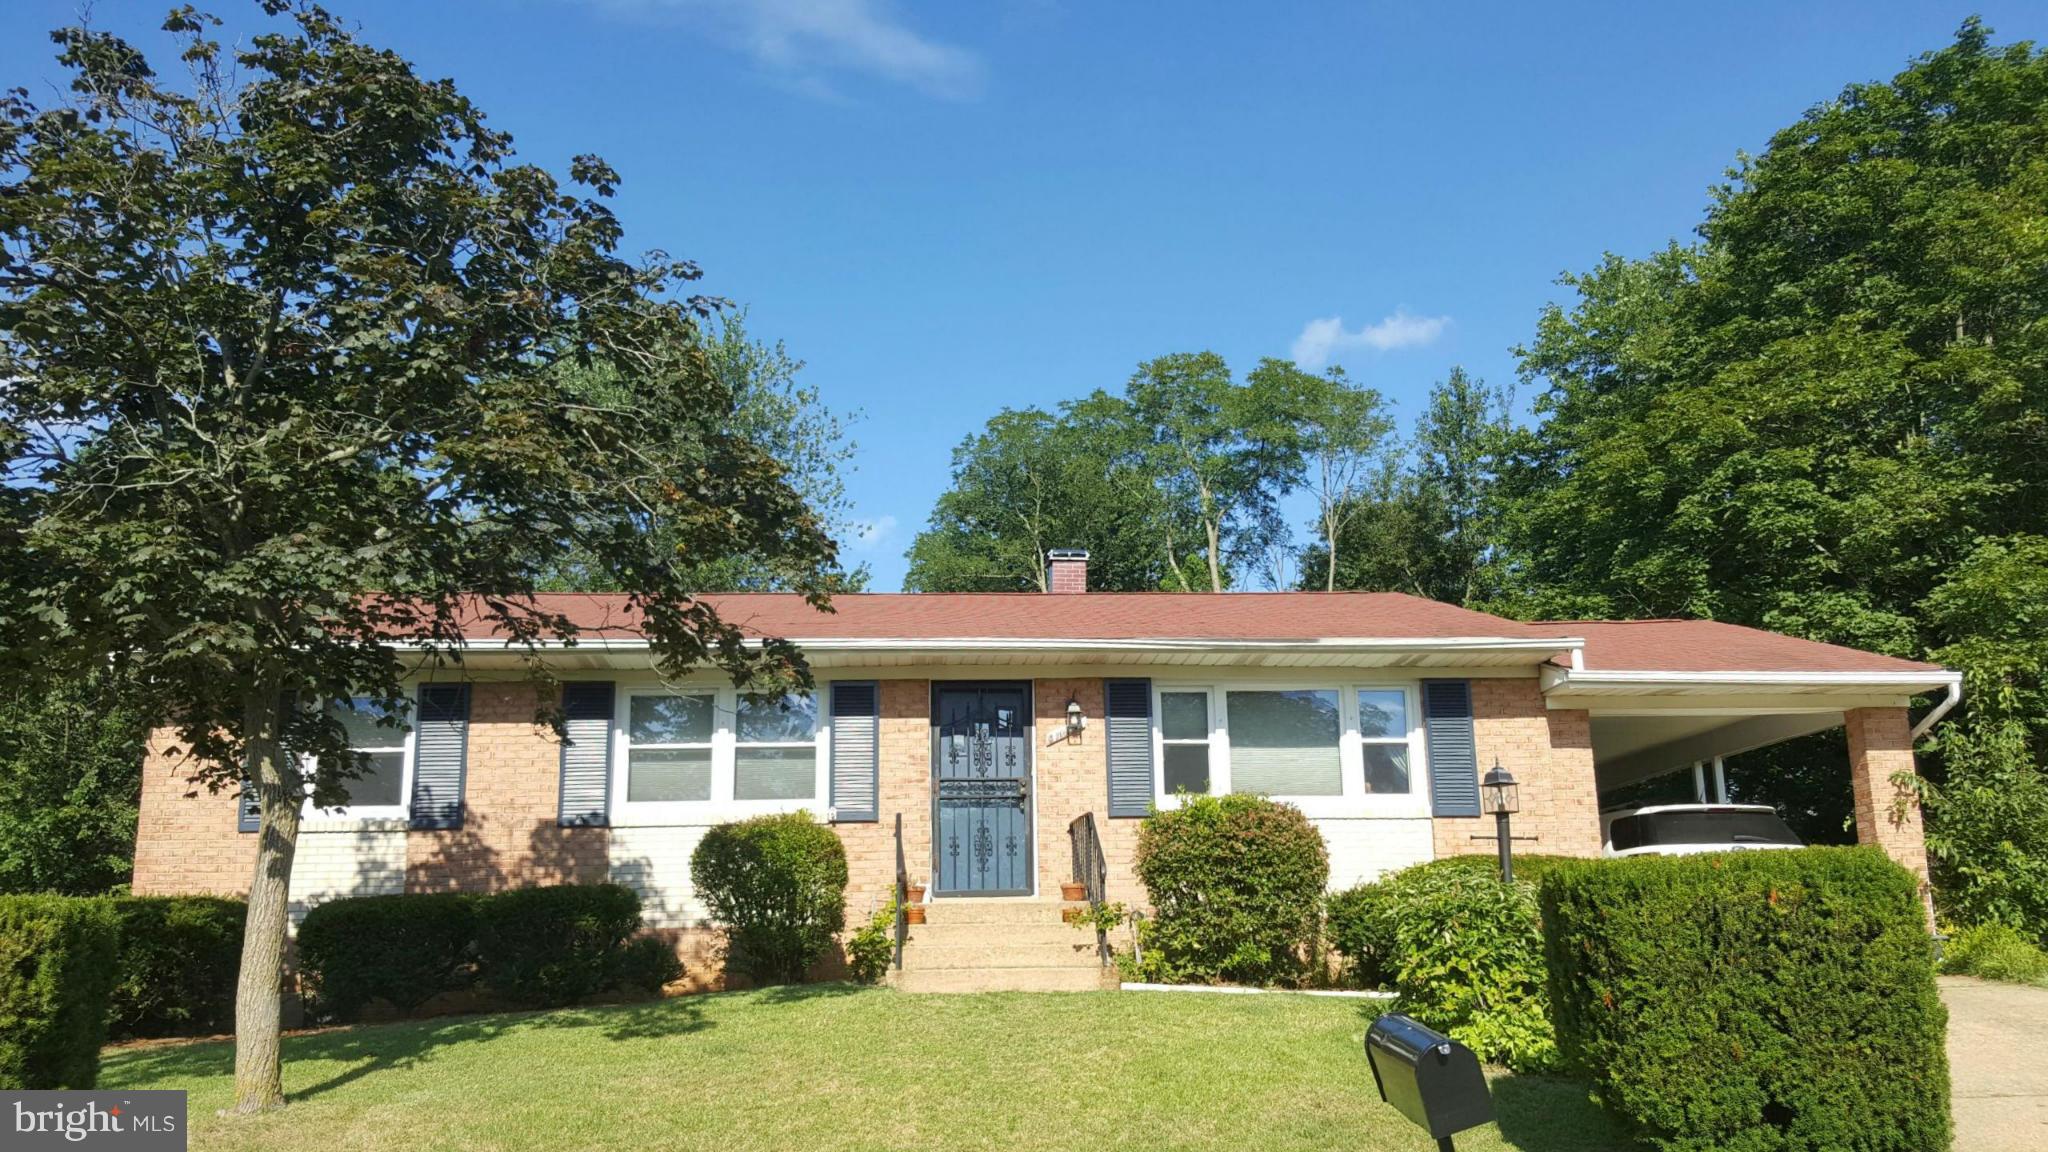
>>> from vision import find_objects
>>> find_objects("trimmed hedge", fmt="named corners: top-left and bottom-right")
top-left (298, 893), bottom-right (479, 1021)
top-left (475, 883), bottom-right (644, 1007)
top-left (108, 896), bottom-right (245, 1039)
top-left (0, 895), bottom-right (120, 1089)
top-left (1541, 848), bottom-right (1949, 1152)
top-left (1131, 794), bottom-right (1328, 986)
top-left (691, 812), bottom-right (848, 985)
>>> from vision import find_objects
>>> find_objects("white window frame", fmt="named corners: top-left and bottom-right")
top-left (610, 682), bottom-right (829, 825)
top-left (1150, 680), bottom-right (1429, 819)
top-left (301, 695), bottom-right (415, 823)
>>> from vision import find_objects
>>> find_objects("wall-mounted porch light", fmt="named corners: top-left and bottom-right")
top-left (1065, 696), bottom-right (1086, 738)
top-left (1481, 760), bottom-right (1520, 884)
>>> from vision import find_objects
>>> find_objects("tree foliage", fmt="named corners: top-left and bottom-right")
top-left (0, 2), bottom-right (834, 1111)
top-left (0, 671), bottom-right (144, 896)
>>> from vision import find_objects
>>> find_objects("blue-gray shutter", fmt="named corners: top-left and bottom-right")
top-left (237, 778), bottom-right (261, 833)
top-left (409, 683), bottom-right (471, 830)
top-left (829, 681), bottom-right (880, 823)
top-left (1423, 679), bottom-right (1481, 817)
top-left (558, 681), bottom-right (614, 827)
top-left (1106, 678), bottom-right (1153, 818)
top-left (240, 689), bottom-right (298, 832)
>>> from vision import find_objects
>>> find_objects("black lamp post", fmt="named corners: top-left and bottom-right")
top-left (1480, 760), bottom-right (1520, 884)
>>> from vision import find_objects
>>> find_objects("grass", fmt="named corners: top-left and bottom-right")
top-left (102, 986), bottom-right (1640, 1152)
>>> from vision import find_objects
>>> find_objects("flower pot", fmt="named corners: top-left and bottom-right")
top-left (906, 884), bottom-right (927, 904)
top-left (1060, 882), bottom-right (1088, 902)
top-left (905, 905), bottom-right (927, 925)
top-left (1062, 907), bottom-right (1084, 925)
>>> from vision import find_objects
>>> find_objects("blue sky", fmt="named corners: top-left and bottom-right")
top-left (4, 2), bottom-right (2042, 589)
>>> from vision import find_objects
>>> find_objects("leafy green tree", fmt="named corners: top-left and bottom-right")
top-left (1300, 367), bottom-right (1513, 605)
top-left (904, 394), bottom-right (1195, 591)
top-left (0, 671), bottom-right (145, 895)
top-left (1125, 352), bottom-right (1302, 591)
top-left (541, 310), bottom-right (866, 593)
top-left (1248, 360), bottom-right (1396, 591)
top-left (0, 5), bottom-right (833, 1112)
top-left (1494, 22), bottom-right (2048, 916)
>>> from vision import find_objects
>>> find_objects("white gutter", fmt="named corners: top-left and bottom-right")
top-left (1544, 666), bottom-right (1962, 692)
top-left (392, 634), bottom-right (1586, 656)
top-left (1911, 676), bottom-right (1964, 739)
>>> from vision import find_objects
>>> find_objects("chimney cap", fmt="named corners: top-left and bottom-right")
top-left (1048, 548), bottom-right (1090, 560)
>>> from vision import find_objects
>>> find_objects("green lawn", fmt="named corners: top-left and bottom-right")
top-left (102, 987), bottom-right (1639, 1152)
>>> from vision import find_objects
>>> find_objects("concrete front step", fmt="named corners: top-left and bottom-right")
top-left (921, 898), bottom-right (1077, 926)
top-left (889, 965), bottom-right (1114, 993)
top-left (906, 923), bottom-right (1090, 948)
top-left (901, 941), bottom-right (1101, 970)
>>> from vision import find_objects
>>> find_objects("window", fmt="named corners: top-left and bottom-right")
top-left (1356, 689), bottom-right (1412, 794)
top-left (615, 686), bottom-right (822, 815)
top-left (735, 693), bottom-right (818, 801)
top-left (627, 693), bottom-right (715, 802)
top-left (315, 697), bottom-right (408, 814)
top-left (1159, 690), bottom-right (1213, 796)
top-left (1226, 689), bottom-right (1344, 796)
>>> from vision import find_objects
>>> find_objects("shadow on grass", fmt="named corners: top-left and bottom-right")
top-left (1491, 1074), bottom-right (1642, 1152)
top-left (103, 995), bottom-right (725, 1102)
top-left (747, 980), bottom-right (872, 1006)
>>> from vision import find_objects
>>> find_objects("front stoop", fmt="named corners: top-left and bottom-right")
top-left (888, 899), bottom-right (1116, 992)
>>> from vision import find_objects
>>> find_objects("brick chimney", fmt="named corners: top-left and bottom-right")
top-left (1047, 549), bottom-right (1089, 594)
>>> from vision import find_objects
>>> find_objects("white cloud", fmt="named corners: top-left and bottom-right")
top-left (586, 0), bottom-right (982, 100)
top-left (1289, 308), bottom-right (1450, 371)
top-left (850, 514), bottom-right (897, 552)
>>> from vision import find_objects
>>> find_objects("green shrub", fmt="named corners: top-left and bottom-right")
top-left (845, 897), bottom-right (897, 985)
top-left (0, 895), bottom-right (120, 1089)
top-left (609, 936), bottom-right (685, 996)
top-left (1942, 921), bottom-right (2048, 984)
top-left (691, 812), bottom-right (848, 984)
top-left (1541, 847), bottom-right (1949, 1152)
top-left (1326, 854), bottom-right (1579, 992)
top-left (1130, 794), bottom-right (1328, 986)
top-left (474, 883), bottom-right (643, 1007)
top-left (108, 896), bottom-right (245, 1039)
top-left (1924, 717), bottom-right (2048, 945)
top-left (297, 893), bottom-right (478, 1021)
top-left (1376, 861), bottom-right (1558, 1071)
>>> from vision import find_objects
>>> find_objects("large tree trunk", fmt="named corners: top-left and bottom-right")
top-left (231, 689), bottom-right (301, 1114)
top-left (1323, 509), bottom-right (1339, 592)
top-left (1203, 519), bottom-right (1223, 593)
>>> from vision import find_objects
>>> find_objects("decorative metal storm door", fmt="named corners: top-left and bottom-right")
top-left (932, 683), bottom-right (1034, 896)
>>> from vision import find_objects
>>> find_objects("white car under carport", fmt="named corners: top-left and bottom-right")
top-left (1600, 803), bottom-right (1805, 858)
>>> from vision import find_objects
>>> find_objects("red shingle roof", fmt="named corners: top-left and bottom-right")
top-left (440, 593), bottom-right (1947, 677)
top-left (457, 591), bottom-right (1562, 643)
top-left (1547, 619), bottom-right (1943, 675)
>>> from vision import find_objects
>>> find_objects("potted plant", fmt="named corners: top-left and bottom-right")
top-left (1059, 881), bottom-right (1087, 902)
top-left (906, 882), bottom-right (927, 904)
top-left (905, 902), bottom-right (927, 925)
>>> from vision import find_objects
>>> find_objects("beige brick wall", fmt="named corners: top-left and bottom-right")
top-left (1846, 707), bottom-right (1932, 902)
top-left (1031, 678), bottom-right (1143, 903)
top-left (405, 682), bottom-right (609, 893)
top-left (132, 729), bottom-right (257, 896)
top-left (1433, 678), bottom-right (1602, 860)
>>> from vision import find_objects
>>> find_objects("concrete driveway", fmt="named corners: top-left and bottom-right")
top-left (1943, 975), bottom-right (2048, 1151)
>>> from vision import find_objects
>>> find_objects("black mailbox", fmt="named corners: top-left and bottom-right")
top-left (1364, 1013), bottom-right (1493, 1146)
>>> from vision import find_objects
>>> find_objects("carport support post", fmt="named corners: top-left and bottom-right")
top-left (1844, 707), bottom-right (1934, 919)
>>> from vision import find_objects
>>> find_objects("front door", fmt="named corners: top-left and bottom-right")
top-left (932, 682), bottom-right (1034, 896)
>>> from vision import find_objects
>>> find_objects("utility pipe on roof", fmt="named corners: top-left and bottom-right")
top-left (1910, 676), bottom-right (1965, 740)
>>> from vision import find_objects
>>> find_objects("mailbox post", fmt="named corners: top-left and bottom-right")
top-left (1363, 1013), bottom-right (1494, 1151)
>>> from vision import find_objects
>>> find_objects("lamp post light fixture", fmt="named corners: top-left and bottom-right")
top-left (1480, 761), bottom-right (1520, 884)
top-left (1065, 696), bottom-right (1086, 738)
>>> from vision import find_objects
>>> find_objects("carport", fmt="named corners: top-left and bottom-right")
top-left (1539, 620), bottom-right (1961, 887)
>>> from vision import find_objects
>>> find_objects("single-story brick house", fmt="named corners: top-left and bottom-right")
top-left (132, 552), bottom-right (1958, 991)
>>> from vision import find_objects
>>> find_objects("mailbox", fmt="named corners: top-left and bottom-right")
top-left (1363, 1014), bottom-right (1493, 1146)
